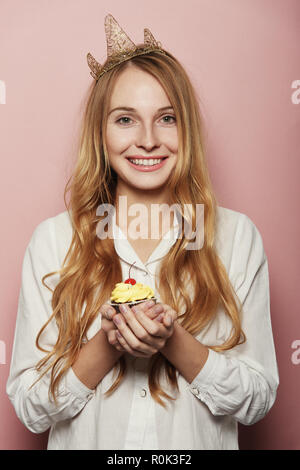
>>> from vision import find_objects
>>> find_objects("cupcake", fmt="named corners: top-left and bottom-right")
top-left (110, 281), bottom-right (157, 313)
top-left (109, 262), bottom-right (156, 313)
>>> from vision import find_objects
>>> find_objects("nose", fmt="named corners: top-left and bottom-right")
top-left (136, 122), bottom-right (159, 151)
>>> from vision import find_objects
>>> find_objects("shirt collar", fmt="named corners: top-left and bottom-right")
top-left (112, 209), bottom-right (181, 271)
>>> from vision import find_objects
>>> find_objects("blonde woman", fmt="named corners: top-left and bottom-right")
top-left (7, 15), bottom-right (279, 450)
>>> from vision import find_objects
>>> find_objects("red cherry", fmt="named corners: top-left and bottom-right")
top-left (124, 261), bottom-right (136, 286)
top-left (125, 278), bottom-right (136, 285)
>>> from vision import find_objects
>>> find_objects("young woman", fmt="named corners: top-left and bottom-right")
top-left (7, 15), bottom-right (279, 450)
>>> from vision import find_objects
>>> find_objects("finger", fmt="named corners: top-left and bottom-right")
top-left (131, 305), bottom-right (172, 339)
top-left (115, 331), bottom-right (151, 357)
top-left (100, 303), bottom-right (117, 320)
top-left (107, 330), bottom-right (126, 352)
top-left (107, 330), bottom-right (117, 345)
top-left (138, 299), bottom-right (156, 311)
top-left (155, 313), bottom-right (165, 323)
top-left (120, 304), bottom-right (164, 340)
top-left (113, 311), bottom-right (158, 355)
top-left (143, 303), bottom-right (164, 320)
top-left (136, 300), bottom-right (166, 321)
top-left (159, 304), bottom-right (178, 322)
top-left (162, 313), bottom-right (173, 327)
top-left (138, 304), bottom-right (176, 331)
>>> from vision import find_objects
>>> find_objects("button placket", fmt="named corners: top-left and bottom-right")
top-left (123, 366), bottom-right (150, 449)
top-left (135, 368), bottom-right (149, 401)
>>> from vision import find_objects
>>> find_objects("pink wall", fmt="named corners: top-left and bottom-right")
top-left (0, 0), bottom-right (299, 450)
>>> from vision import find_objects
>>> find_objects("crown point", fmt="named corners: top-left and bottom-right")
top-left (104, 13), bottom-right (136, 58)
top-left (87, 52), bottom-right (102, 80)
top-left (144, 28), bottom-right (160, 49)
top-left (105, 14), bottom-right (117, 27)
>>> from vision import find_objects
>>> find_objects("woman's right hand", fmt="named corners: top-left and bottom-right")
top-left (99, 301), bottom-right (164, 353)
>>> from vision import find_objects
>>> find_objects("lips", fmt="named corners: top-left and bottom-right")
top-left (126, 155), bottom-right (168, 159)
top-left (126, 156), bottom-right (168, 172)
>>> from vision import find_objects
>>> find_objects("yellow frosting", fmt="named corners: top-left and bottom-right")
top-left (110, 282), bottom-right (155, 303)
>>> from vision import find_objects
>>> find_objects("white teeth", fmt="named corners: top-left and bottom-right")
top-left (129, 158), bottom-right (163, 166)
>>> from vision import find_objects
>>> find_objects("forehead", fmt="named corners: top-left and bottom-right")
top-left (109, 66), bottom-right (171, 108)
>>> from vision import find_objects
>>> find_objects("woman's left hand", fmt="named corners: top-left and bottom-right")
top-left (106, 302), bottom-right (178, 357)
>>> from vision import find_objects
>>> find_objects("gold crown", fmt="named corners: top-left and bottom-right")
top-left (87, 14), bottom-right (167, 81)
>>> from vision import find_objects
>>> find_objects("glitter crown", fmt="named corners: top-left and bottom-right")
top-left (87, 14), bottom-right (167, 81)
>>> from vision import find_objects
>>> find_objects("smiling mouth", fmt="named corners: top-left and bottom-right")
top-left (127, 157), bottom-right (167, 166)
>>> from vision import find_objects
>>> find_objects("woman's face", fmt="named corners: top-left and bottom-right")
top-left (105, 64), bottom-right (178, 193)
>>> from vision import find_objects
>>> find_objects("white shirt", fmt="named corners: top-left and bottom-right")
top-left (6, 206), bottom-right (279, 450)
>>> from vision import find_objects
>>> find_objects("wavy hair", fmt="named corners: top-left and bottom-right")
top-left (34, 49), bottom-right (245, 406)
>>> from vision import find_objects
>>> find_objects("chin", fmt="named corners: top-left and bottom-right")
top-left (130, 179), bottom-right (169, 191)
top-left (116, 170), bottom-right (169, 189)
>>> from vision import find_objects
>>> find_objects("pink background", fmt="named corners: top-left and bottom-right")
top-left (0, 0), bottom-right (299, 450)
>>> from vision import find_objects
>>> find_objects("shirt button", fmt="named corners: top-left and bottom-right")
top-left (191, 387), bottom-right (199, 396)
top-left (140, 388), bottom-right (147, 398)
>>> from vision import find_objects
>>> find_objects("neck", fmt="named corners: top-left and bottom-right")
top-left (115, 179), bottom-right (173, 208)
top-left (114, 180), bottom-right (174, 238)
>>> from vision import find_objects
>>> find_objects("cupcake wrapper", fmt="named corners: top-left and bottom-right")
top-left (109, 298), bottom-right (157, 313)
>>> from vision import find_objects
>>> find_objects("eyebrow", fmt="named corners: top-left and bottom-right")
top-left (108, 106), bottom-right (174, 116)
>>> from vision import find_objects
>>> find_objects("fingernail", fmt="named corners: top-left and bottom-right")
top-left (153, 304), bottom-right (163, 314)
top-left (156, 314), bottom-right (164, 322)
top-left (107, 307), bottom-right (114, 319)
top-left (144, 300), bottom-right (155, 308)
top-left (119, 304), bottom-right (127, 314)
top-left (113, 316), bottom-right (122, 325)
top-left (165, 314), bottom-right (172, 326)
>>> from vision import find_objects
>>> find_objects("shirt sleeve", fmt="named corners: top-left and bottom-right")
top-left (188, 213), bottom-right (279, 425)
top-left (6, 218), bottom-right (95, 434)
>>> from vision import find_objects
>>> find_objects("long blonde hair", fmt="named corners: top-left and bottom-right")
top-left (35, 49), bottom-right (245, 406)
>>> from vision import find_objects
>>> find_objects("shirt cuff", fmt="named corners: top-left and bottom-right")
top-left (187, 349), bottom-right (224, 415)
top-left (188, 348), bottom-right (221, 395)
top-left (63, 367), bottom-right (95, 401)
